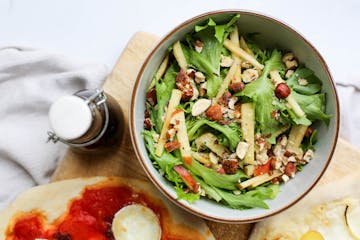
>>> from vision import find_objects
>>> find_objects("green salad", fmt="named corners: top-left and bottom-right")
top-left (142, 14), bottom-right (331, 209)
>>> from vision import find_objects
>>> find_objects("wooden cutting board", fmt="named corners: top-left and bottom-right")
top-left (51, 32), bottom-right (360, 240)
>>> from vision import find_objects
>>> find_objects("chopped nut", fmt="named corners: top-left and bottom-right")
top-left (303, 149), bottom-right (314, 162)
top-left (195, 71), bottom-right (206, 83)
top-left (144, 118), bottom-right (152, 130)
top-left (186, 69), bottom-right (196, 79)
top-left (189, 80), bottom-right (199, 101)
top-left (220, 55), bottom-right (234, 67)
top-left (305, 127), bottom-right (314, 138)
top-left (236, 142), bottom-right (250, 159)
top-left (199, 82), bottom-right (207, 97)
top-left (241, 61), bottom-right (252, 69)
top-left (282, 52), bottom-right (295, 63)
top-left (285, 69), bottom-right (294, 79)
top-left (285, 162), bottom-right (296, 177)
top-left (229, 82), bottom-right (245, 93)
top-left (228, 97), bottom-right (238, 110)
top-left (285, 60), bottom-right (298, 70)
top-left (166, 128), bottom-right (177, 141)
top-left (281, 174), bottom-right (290, 183)
top-left (298, 78), bottom-right (308, 86)
top-left (275, 83), bottom-right (291, 99)
top-left (242, 69), bottom-right (259, 83)
top-left (222, 159), bottom-right (238, 174)
top-left (191, 98), bottom-right (212, 116)
top-left (146, 88), bottom-right (157, 105)
top-left (205, 104), bottom-right (223, 121)
top-left (194, 40), bottom-right (203, 53)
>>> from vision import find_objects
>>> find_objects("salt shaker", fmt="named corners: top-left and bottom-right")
top-left (47, 89), bottom-right (123, 150)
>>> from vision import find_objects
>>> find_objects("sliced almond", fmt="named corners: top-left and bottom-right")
top-left (236, 141), bottom-right (250, 160)
top-left (191, 99), bottom-right (212, 116)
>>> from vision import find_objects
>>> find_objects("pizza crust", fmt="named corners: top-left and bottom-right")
top-left (0, 177), bottom-right (214, 240)
top-left (249, 174), bottom-right (360, 240)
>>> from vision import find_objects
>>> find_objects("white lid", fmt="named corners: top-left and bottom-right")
top-left (49, 95), bottom-right (92, 141)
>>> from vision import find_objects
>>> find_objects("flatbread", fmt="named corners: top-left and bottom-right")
top-left (0, 177), bottom-right (214, 240)
top-left (249, 174), bottom-right (360, 240)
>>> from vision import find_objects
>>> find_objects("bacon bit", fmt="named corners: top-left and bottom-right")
top-left (164, 141), bottom-right (181, 153)
top-left (285, 162), bottom-right (297, 177)
top-left (205, 104), bottom-right (223, 121)
top-left (144, 118), bottom-right (152, 130)
top-left (222, 159), bottom-right (238, 174)
top-left (216, 167), bottom-right (226, 175)
top-left (284, 151), bottom-right (293, 157)
top-left (146, 88), bottom-right (157, 105)
top-left (176, 69), bottom-right (194, 101)
top-left (305, 127), bottom-right (314, 138)
top-left (229, 82), bottom-right (245, 93)
top-left (254, 159), bottom-right (271, 176)
top-left (220, 91), bottom-right (232, 105)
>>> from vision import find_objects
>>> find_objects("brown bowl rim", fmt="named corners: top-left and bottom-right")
top-left (129, 9), bottom-right (340, 223)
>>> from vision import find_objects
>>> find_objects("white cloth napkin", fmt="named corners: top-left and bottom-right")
top-left (0, 47), bottom-right (107, 210)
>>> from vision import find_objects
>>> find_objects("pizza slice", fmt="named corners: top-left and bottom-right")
top-left (249, 175), bottom-right (360, 240)
top-left (0, 177), bottom-right (215, 240)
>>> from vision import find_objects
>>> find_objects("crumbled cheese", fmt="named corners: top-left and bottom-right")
top-left (200, 188), bottom-right (206, 196)
top-left (288, 156), bottom-right (297, 162)
top-left (298, 78), bottom-right (308, 86)
top-left (195, 71), bottom-right (206, 83)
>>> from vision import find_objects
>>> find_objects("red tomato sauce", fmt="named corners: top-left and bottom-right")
top-left (7, 185), bottom-right (166, 240)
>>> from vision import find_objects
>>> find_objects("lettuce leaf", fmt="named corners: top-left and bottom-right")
top-left (187, 160), bottom-right (247, 190)
top-left (175, 186), bottom-right (200, 204)
top-left (182, 14), bottom-right (240, 98)
top-left (286, 66), bottom-right (322, 95)
top-left (187, 118), bottom-right (241, 151)
top-left (292, 92), bottom-right (331, 125)
top-left (142, 130), bottom-right (183, 185)
top-left (154, 63), bottom-right (178, 132)
top-left (236, 50), bottom-right (285, 142)
top-left (213, 187), bottom-right (268, 209)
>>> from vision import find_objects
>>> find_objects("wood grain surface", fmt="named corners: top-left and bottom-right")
top-left (51, 32), bottom-right (359, 240)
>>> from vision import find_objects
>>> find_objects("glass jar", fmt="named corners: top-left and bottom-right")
top-left (47, 89), bottom-right (123, 151)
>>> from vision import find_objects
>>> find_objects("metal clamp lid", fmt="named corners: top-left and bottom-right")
top-left (47, 89), bottom-right (109, 148)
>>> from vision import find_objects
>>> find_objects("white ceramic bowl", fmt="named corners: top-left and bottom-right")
top-left (130, 10), bottom-right (339, 223)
